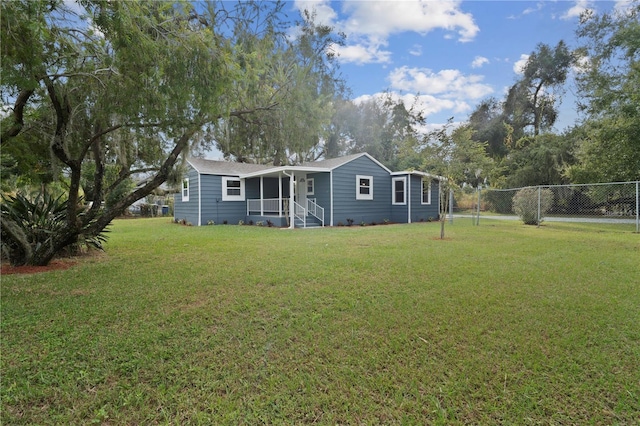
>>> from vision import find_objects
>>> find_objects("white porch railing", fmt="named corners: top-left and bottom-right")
top-left (307, 198), bottom-right (324, 227)
top-left (294, 201), bottom-right (306, 227)
top-left (247, 198), bottom-right (324, 228)
top-left (247, 198), bottom-right (283, 215)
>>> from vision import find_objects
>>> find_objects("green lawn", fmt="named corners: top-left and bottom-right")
top-left (2, 218), bottom-right (639, 424)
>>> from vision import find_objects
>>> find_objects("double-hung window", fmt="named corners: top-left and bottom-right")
top-left (421, 178), bottom-right (431, 204)
top-left (306, 178), bottom-right (315, 195)
top-left (182, 178), bottom-right (189, 202)
top-left (356, 175), bottom-right (373, 200)
top-left (222, 177), bottom-right (245, 201)
top-left (392, 177), bottom-right (406, 205)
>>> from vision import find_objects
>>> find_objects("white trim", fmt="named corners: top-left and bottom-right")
top-left (330, 170), bottom-right (334, 226)
top-left (356, 175), bottom-right (373, 200)
top-left (348, 153), bottom-right (392, 174)
top-left (278, 174), bottom-right (282, 217)
top-left (260, 176), bottom-right (264, 215)
top-left (197, 174), bottom-right (201, 226)
top-left (391, 170), bottom-right (445, 181)
top-left (421, 178), bottom-right (432, 205)
top-left (239, 165), bottom-right (330, 179)
top-left (408, 175), bottom-right (411, 223)
top-left (182, 178), bottom-right (190, 202)
top-left (222, 176), bottom-right (245, 201)
top-left (392, 176), bottom-right (407, 205)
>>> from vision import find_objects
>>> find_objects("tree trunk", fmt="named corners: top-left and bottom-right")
top-left (0, 216), bottom-right (33, 266)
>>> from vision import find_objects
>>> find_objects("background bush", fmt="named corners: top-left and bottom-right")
top-left (513, 187), bottom-right (553, 225)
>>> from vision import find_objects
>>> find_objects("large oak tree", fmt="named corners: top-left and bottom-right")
top-left (0, 0), bottom-right (290, 265)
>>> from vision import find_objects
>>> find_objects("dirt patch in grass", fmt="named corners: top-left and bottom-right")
top-left (1, 259), bottom-right (78, 275)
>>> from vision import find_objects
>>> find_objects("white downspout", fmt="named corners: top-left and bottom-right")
top-left (407, 175), bottom-right (411, 223)
top-left (278, 174), bottom-right (282, 218)
top-left (197, 173), bottom-right (202, 226)
top-left (260, 176), bottom-right (264, 216)
top-left (330, 170), bottom-right (334, 226)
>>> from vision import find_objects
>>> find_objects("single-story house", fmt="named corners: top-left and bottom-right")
top-left (174, 152), bottom-right (442, 227)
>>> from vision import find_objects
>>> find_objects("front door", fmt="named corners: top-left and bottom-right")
top-left (296, 175), bottom-right (307, 210)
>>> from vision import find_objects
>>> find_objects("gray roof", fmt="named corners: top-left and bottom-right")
top-left (187, 158), bottom-right (272, 175)
top-left (187, 152), bottom-right (420, 178)
top-left (300, 152), bottom-right (368, 170)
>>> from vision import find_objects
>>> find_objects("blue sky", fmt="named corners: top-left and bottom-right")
top-left (289, 0), bottom-right (630, 132)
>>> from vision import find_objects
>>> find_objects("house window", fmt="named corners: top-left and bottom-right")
top-left (422, 178), bottom-right (431, 204)
top-left (392, 177), bottom-right (406, 205)
top-left (182, 178), bottom-right (189, 202)
top-left (356, 175), bottom-right (373, 200)
top-left (222, 176), bottom-right (245, 201)
top-left (306, 178), bottom-right (314, 195)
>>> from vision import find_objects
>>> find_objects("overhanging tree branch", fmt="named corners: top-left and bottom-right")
top-left (0, 89), bottom-right (35, 145)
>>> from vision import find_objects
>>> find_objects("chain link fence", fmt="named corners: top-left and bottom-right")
top-left (453, 181), bottom-right (640, 232)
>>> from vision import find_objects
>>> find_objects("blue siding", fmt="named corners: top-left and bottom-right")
top-left (199, 175), bottom-right (246, 225)
top-left (410, 177), bottom-right (440, 222)
top-left (390, 176), bottom-right (408, 223)
top-left (176, 156), bottom-right (441, 227)
top-left (308, 172), bottom-right (330, 225)
top-left (332, 156), bottom-right (392, 225)
top-left (173, 167), bottom-right (199, 225)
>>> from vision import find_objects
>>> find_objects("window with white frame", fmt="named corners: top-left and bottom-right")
top-left (421, 178), bottom-right (431, 204)
top-left (182, 178), bottom-right (189, 202)
top-left (392, 177), bottom-right (406, 205)
top-left (356, 175), bottom-right (373, 200)
top-left (222, 176), bottom-right (245, 201)
top-left (306, 178), bottom-right (314, 195)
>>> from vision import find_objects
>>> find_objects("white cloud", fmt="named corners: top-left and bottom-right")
top-left (614, 0), bottom-right (635, 15)
top-left (332, 41), bottom-right (392, 65)
top-left (572, 54), bottom-right (591, 75)
top-left (522, 2), bottom-right (545, 16)
top-left (340, 1), bottom-right (479, 42)
top-left (353, 92), bottom-right (468, 133)
top-left (293, 0), bottom-right (337, 26)
top-left (409, 44), bottom-right (422, 57)
top-left (471, 56), bottom-right (489, 69)
top-left (354, 92), bottom-right (452, 119)
top-left (1, 104), bottom-right (12, 118)
top-left (561, 0), bottom-right (594, 20)
top-left (513, 54), bottom-right (529, 74)
top-left (388, 66), bottom-right (493, 100)
top-left (294, 0), bottom-right (479, 65)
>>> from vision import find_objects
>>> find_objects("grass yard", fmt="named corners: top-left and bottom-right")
top-left (2, 218), bottom-right (639, 424)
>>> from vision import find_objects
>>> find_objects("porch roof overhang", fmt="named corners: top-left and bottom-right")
top-left (239, 166), bottom-right (331, 179)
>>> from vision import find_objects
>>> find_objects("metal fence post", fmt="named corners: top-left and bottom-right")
top-left (636, 181), bottom-right (640, 234)
top-left (537, 186), bottom-right (541, 228)
top-left (477, 186), bottom-right (481, 226)
top-left (449, 188), bottom-right (454, 224)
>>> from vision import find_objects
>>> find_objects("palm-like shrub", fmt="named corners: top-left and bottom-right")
top-left (1, 190), bottom-right (108, 265)
top-left (512, 187), bottom-right (553, 225)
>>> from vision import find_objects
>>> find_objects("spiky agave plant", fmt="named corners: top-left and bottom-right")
top-left (1, 190), bottom-right (109, 265)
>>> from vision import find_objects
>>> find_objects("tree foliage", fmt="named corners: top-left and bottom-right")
top-left (403, 121), bottom-right (494, 238)
top-left (329, 93), bottom-right (426, 169)
top-left (0, 0), bottom-right (294, 265)
top-left (504, 41), bottom-right (574, 139)
top-left (569, 2), bottom-right (640, 182)
top-left (214, 9), bottom-right (345, 165)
